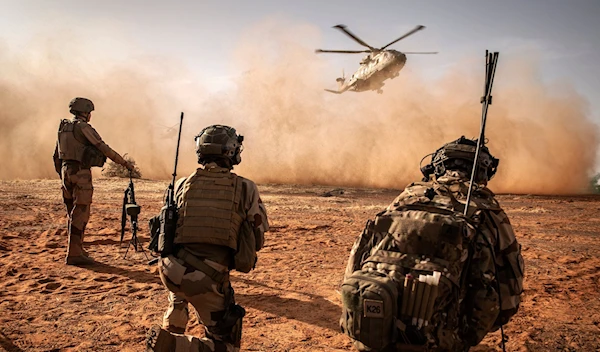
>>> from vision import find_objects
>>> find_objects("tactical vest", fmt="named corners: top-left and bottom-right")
top-left (57, 119), bottom-right (88, 162)
top-left (174, 169), bottom-right (244, 250)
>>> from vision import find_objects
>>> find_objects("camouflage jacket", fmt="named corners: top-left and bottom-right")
top-left (387, 172), bottom-right (524, 346)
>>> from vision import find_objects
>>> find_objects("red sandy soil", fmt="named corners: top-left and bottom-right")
top-left (0, 179), bottom-right (599, 351)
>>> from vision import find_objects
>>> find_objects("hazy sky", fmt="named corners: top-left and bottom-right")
top-left (1, 0), bottom-right (599, 118)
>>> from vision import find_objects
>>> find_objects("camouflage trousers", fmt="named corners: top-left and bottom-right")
top-left (61, 164), bottom-right (93, 258)
top-left (156, 254), bottom-right (241, 352)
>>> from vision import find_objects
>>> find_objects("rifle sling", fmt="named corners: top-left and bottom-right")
top-left (175, 247), bottom-right (226, 284)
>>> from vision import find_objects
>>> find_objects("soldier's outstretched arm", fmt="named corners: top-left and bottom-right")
top-left (80, 123), bottom-right (133, 170)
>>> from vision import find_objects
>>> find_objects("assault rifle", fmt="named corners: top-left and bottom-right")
top-left (148, 112), bottom-right (184, 265)
top-left (120, 171), bottom-right (148, 260)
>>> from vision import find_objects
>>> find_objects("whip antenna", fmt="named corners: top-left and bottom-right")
top-left (171, 112), bottom-right (184, 190)
top-left (464, 51), bottom-right (499, 216)
top-left (464, 51), bottom-right (506, 352)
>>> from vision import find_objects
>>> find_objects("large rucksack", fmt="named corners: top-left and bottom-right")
top-left (340, 182), bottom-right (494, 351)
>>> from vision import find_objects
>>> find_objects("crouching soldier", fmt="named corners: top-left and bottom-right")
top-left (147, 125), bottom-right (269, 352)
top-left (340, 137), bottom-right (524, 351)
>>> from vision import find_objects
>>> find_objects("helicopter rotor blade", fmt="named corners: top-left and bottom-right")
top-left (402, 52), bottom-right (439, 54)
top-left (380, 25), bottom-right (426, 50)
top-left (315, 49), bottom-right (371, 54)
top-left (333, 24), bottom-right (376, 50)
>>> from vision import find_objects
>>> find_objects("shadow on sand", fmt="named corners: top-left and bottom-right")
top-left (83, 260), bottom-right (160, 285)
top-left (234, 277), bottom-right (342, 332)
top-left (0, 332), bottom-right (24, 352)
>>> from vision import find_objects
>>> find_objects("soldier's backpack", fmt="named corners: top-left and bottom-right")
top-left (340, 182), bottom-right (490, 351)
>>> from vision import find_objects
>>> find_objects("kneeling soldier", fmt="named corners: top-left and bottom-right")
top-left (147, 125), bottom-right (269, 352)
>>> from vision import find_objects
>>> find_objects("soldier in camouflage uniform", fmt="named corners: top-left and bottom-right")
top-left (53, 97), bottom-right (134, 266)
top-left (400, 137), bottom-right (523, 349)
top-left (341, 137), bottom-right (524, 351)
top-left (146, 125), bottom-right (269, 352)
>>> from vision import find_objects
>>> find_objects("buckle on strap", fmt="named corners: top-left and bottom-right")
top-left (176, 248), bottom-right (226, 284)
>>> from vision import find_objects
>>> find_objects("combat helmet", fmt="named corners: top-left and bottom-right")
top-left (69, 97), bottom-right (95, 115)
top-left (420, 136), bottom-right (499, 183)
top-left (194, 125), bottom-right (244, 168)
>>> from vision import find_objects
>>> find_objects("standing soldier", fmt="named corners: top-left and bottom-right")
top-left (146, 125), bottom-right (269, 352)
top-left (340, 137), bottom-right (524, 351)
top-left (53, 97), bottom-right (134, 266)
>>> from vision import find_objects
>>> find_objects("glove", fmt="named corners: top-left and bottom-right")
top-left (124, 161), bottom-right (135, 171)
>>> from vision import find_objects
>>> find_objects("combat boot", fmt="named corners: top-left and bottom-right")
top-left (146, 325), bottom-right (176, 352)
top-left (65, 255), bottom-right (95, 266)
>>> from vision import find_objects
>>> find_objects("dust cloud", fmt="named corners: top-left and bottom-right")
top-left (0, 31), bottom-right (204, 180)
top-left (1, 21), bottom-right (597, 195)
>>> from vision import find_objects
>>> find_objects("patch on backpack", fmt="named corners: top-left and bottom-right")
top-left (363, 299), bottom-right (384, 318)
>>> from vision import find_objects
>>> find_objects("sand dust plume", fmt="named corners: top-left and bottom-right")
top-left (0, 20), bottom-right (597, 194)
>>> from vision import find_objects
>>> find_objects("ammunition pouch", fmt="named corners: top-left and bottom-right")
top-left (233, 220), bottom-right (257, 273)
top-left (81, 145), bottom-right (106, 168)
top-left (340, 270), bottom-right (399, 351)
top-left (158, 204), bottom-right (178, 256)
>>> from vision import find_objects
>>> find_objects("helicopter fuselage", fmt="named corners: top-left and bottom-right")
top-left (343, 50), bottom-right (407, 93)
top-left (332, 50), bottom-right (406, 94)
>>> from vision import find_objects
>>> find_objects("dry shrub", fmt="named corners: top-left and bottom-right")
top-left (101, 155), bottom-right (141, 179)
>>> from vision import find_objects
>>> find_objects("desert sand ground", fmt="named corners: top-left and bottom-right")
top-left (1, 178), bottom-right (599, 352)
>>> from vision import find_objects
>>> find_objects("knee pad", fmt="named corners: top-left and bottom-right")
top-left (207, 304), bottom-right (246, 346)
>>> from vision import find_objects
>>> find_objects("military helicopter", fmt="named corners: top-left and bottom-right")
top-left (316, 25), bottom-right (437, 94)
